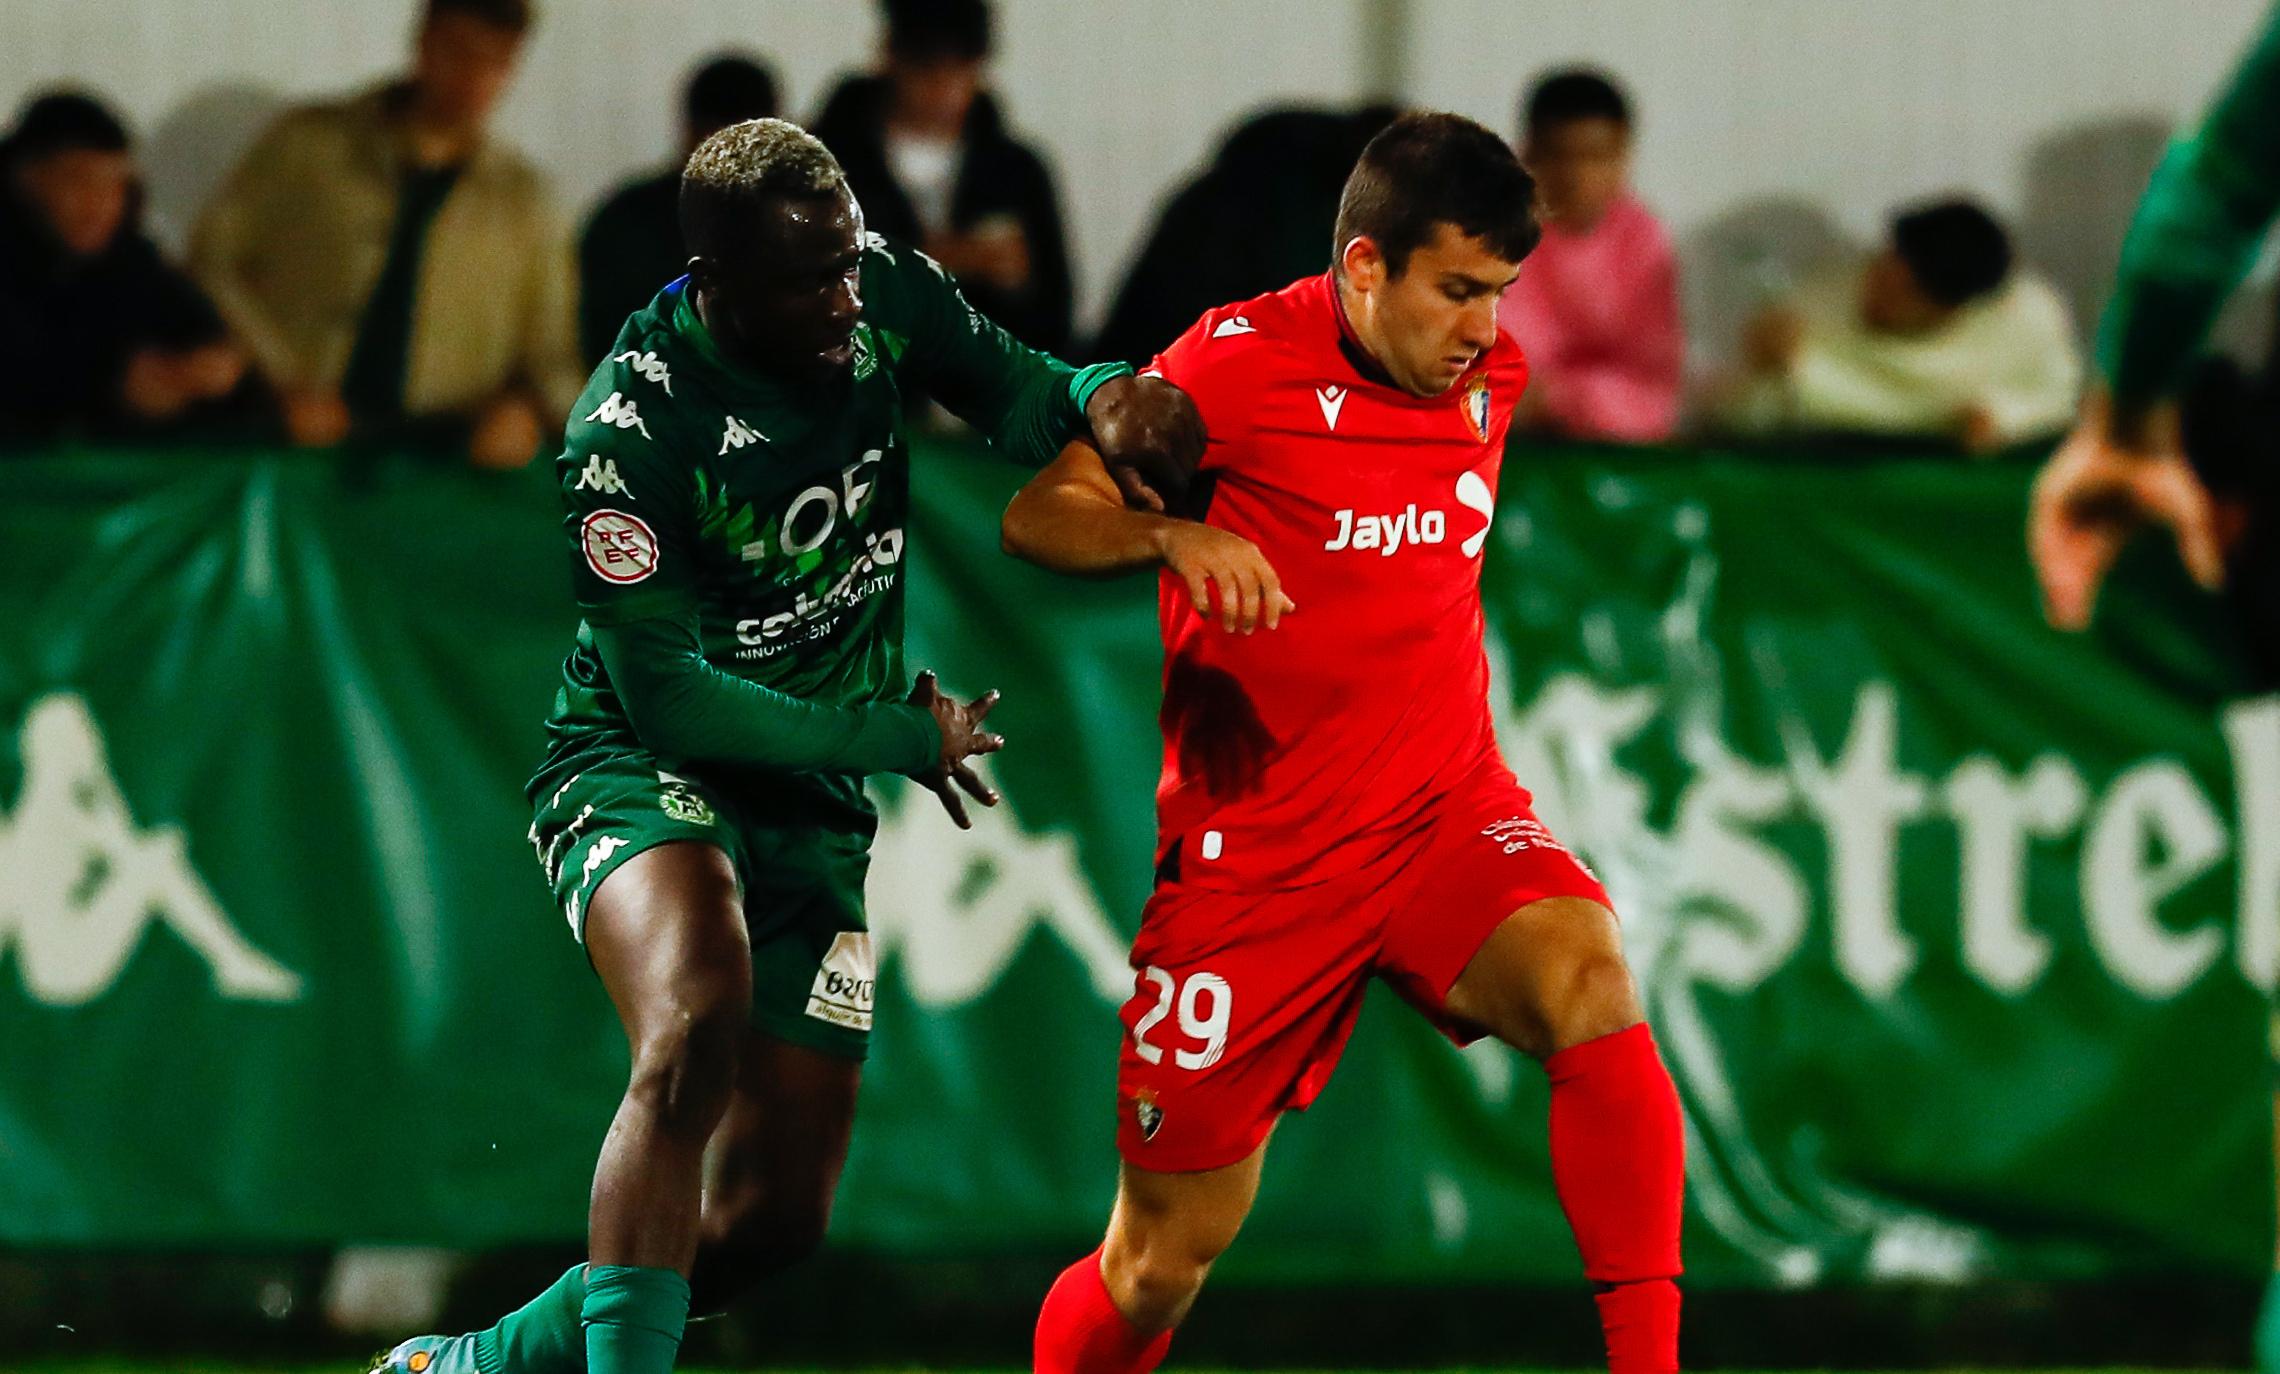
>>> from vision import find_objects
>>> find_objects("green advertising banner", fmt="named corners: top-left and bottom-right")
top-left (0, 442), bottom-right (2270, 1290)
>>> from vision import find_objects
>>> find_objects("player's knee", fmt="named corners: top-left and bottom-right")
top-left (1106, 1238), bottom-right (1217, 1328)
top-left (626, 980), bottom-right (750, 1139)
top-left (1540, 944), bottom-right (1643, 1055)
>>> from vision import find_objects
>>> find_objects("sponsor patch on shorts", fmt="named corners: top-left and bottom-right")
top-left (804, 931), bottom-right (876, 1031)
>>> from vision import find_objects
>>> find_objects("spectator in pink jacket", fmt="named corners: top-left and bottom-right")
top-left (1498, 70), bottom-right (1683, 443)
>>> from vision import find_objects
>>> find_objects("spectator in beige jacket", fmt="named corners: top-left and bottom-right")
top-left (191, 0), bottom-right (578, 467)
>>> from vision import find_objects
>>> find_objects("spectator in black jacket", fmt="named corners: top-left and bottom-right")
top-left (1091, 104), bottom-right (1399, 367)
top-left (813, 0), bottom-right (1073, 355)
top-left (578, 53), bottom-right (779, 362)
top-left (0, 92), bottom-right (252, 444)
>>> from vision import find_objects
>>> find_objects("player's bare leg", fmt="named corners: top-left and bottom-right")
top-left (686, 1033), bottom-right (861, 1314)
top-left (1035, 1145), bottom-right (1268, 1374)
top-left (577, 841), bottom-right (756, 1374)
top-left (1442, 895), bottom-right (1684, 1374)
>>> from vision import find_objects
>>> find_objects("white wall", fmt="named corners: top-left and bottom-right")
top-left (6, 0), bottom-right (2271, 356)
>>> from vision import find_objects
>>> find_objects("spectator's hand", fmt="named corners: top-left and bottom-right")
top-left (1957, 404), bottom-right (2002, 455)
top-left (1086, 373), bottom-right (1207, 513)
top-left (1742, 308), bottom-right (1805, 376)
top-left (2028, 388), bottom-right (2224, 631)
top-left (469, 394), bottom-right (546, 470)
top-left (177, 343), bottom-right (247, 400)
top-left (121, 349), bottom-right (195, 421)
top-left (283, 388), bottom-right (352, 448)
top-left (926, 225), bottom-right (1032, 292)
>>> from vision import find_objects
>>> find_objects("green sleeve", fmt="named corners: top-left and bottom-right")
top-left (862, 235), bottom-right (1130, 465)
top-left (594, 613), bottom-right (942, 775)
top-left (2099, 2), bottom-right (2280, 408)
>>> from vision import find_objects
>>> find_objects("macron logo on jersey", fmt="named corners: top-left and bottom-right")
top-left (612, 349), bottom-right (673, 396)
top-left (1315, 385), bottom-right (1347, 430)
top-left (584, 392), bottom-right (652, 438)
top-left (1212, 315), bottom-right (1256, 338)
top-left (719, 415), bottom-right (765, 455)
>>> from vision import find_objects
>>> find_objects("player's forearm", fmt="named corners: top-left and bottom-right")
top-left (1001, 474), bottom-right (1182, 576)
top-left (2098, 5), bottom-right (2280, 415)
top-left (593, 615), bottom-right (940, 775)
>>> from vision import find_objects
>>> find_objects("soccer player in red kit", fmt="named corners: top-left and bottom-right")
top-left (1001, 113), bottom-right (1685, 1374)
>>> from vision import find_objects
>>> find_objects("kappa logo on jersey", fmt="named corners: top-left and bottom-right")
top-left (1315, 385), bottom-right (1347, 430)
top-left (584, 391), bottom-right (652, 438)
top-left (611, 349), bottom-right (673, 396)
top-left (1325, 471), bottom-right (1498, 558)
top-left (1463, 377), bottom-right (1492, 442)
top-left (581, 509), bottom-right (659, 584)
top-left (1212, 315), bottom-right (1256, 338)
top-left (863, 231), bottom-right (896, 264)
top-left (573, 454), bottom-right (631, 497)
top-left (719, 415), bottom-right (765, 455)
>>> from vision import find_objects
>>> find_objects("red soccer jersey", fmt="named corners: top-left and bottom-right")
top-left (1144, 272), bottom-right (1528, 890)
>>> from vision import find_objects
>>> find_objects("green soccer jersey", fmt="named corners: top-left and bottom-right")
top-left (534, 233), bottom-right (1127, 827)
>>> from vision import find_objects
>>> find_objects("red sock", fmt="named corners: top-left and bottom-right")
top-left (1546, 1023), bottom-right (1685, 1374)
top-left (1034, 1248), bottom-right (1173, 1374)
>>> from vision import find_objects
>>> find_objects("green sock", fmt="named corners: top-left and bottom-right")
top-left (582, 1264), bottom-right (691, 1374)
top-left (2257, 1270), bottom-right (2280, 1374)
top-left (471, 1263), bottom-right (587, 1374)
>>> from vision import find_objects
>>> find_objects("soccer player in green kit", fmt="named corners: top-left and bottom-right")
top-left (2027, 6), bottom-right (2280, 1371)
top-left (372, 119), bottom-right (1201, 1374)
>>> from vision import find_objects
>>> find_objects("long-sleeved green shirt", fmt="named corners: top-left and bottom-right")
top-left (2099, 2), bottom-right (2280, 409)
top-left (529, 234), bottom-right (1128, 828)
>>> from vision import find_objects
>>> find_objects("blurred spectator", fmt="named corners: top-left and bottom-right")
top-left (1092, 104), bottom-right (1399, 366)
top-left (0, 92), bottom-right (251, 444)
top-left (815, 0), bottom-right (1073, 354)
top-left (1716, 198), bottom-right (2081, 453)
top-left (578, 53), bottom-right (778, 361)
top-left (189, 0), bottom-right (578, 467)
top-left (1499, 69), bottom-right (1682, 443)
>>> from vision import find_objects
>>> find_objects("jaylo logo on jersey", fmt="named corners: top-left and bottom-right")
top-left (1326, 471), bottom-right (1497, 558)
top-left (612, 349), bottom-right (673, 396)
top-left (584, 391), bottom-right (652, 438)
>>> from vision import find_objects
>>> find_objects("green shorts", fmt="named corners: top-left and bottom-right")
top-left (528, 750), bottom-right (877, 1060)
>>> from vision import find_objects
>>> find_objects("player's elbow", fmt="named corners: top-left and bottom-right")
top-left (999, 485), bottom-right (1052, 564)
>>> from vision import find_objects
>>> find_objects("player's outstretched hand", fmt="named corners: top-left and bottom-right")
top-left (1155, 522), bottom-right (1297, 634)
top-left (907, 669), bottom-right (1004, 829)
top-left (1086, 374), bottom-right (1206, 514)
top-left (2029, 390), bottom-right (2224, 631)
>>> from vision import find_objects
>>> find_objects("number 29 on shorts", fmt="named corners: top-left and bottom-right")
top-left (1131, 967), bottom-right (1232, 1070)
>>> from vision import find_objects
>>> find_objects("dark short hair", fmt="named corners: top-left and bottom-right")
top-left (685, 54), bottom-right (779, 136)
top-left (1332, 112), bottom-right (1539, 278)
top-left (1891, 198), bottom-right (2012, 307)
top-left (423, 0), bottom-right (534, 35)
top-left (680, 118), bottom-right (848, 259)
top-left (883, 0), bottom-right (991, 62)
top-left (1523, 68), bottom-right (1631, 136)
top-left (5, 91), bottom-right (129, 163)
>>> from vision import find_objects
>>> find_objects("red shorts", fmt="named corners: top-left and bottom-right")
top-left (1114, 765), bottom-right (1610, 1172)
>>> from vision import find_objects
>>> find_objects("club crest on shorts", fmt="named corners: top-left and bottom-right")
top-left (1462, 377), bottom-right (1492, 443)
top-left (1132, 1088), bottom-right (1164, 1142)
top-left (656, 774), bottom-right (715, 826)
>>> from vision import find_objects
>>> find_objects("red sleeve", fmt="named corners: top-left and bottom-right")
top-left (1143, 304), bottom-right (1270, 474)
